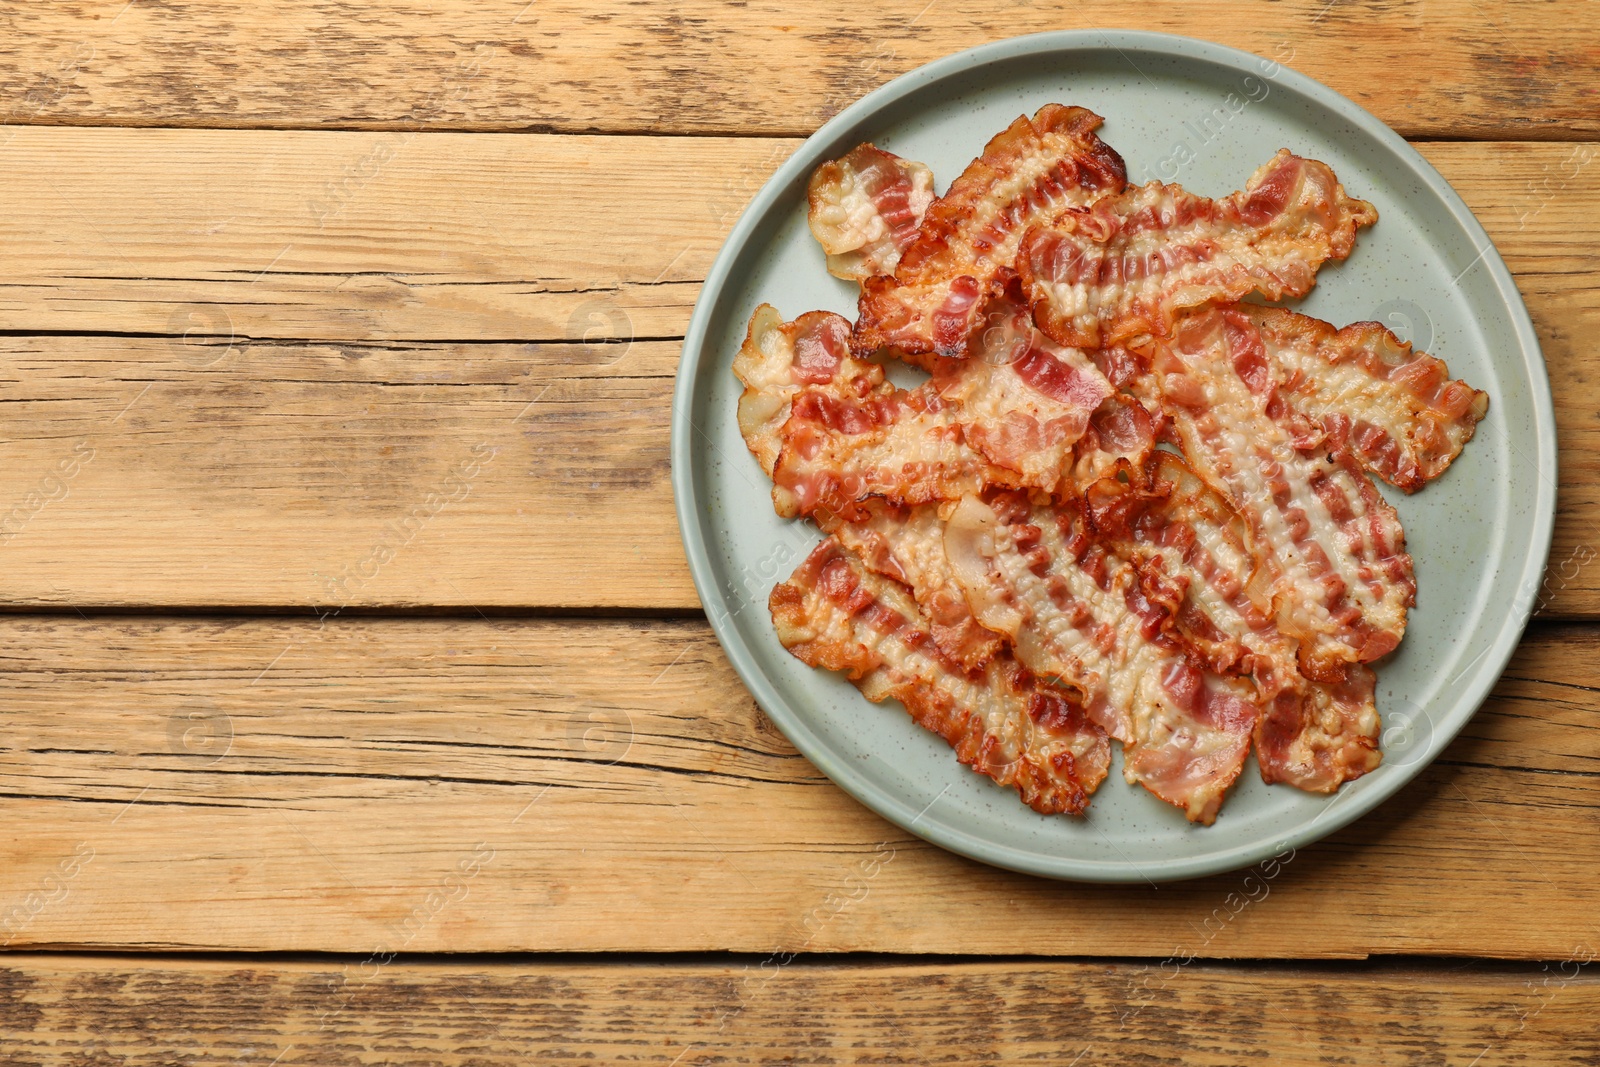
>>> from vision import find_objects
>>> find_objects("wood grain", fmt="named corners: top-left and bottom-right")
top-left (0, 1), bottom-right (1597, 139)
top-left (0, 0), bottom-right (1595, 1048)
top-left (0, 336), bottom-right (694, 610)
top-left (0, 127), bottom-right (729, 343)
top-left (0, 132), bottom-right (1594, 611)
top-left (2, 954), bottom-right (1597, 1066)
top-left (1, 616), bottom-right (1597, 958)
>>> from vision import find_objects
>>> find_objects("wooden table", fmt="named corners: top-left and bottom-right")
top-left (0, 2), bottom-right (1596, 1062)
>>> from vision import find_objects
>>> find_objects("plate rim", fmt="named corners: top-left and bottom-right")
top-left (669, 28), bottom-right (1558, 882)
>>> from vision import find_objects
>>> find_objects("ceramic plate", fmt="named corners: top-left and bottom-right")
top-left (670, 30), bottom-right (1556, 882)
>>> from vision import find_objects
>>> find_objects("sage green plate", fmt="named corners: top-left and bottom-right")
top-left (670, 30), bottom-right (1556, 882)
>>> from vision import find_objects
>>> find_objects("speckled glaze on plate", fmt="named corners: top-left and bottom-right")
top-left (670, 31), bottom-right (1556, 882)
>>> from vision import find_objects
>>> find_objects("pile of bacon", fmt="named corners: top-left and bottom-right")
top-left (733, 105), bottom-right (1489, 823)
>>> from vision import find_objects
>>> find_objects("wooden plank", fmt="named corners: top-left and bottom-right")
top-left (0, 336), bottom-right (695, 610)
top-left (0, 127), bottom-right (733, 343)
top-left (0, 1), bottom-right (1596, 139)
top-left (1, 616), bottom-right (1597, 959)
top-left (0, 133), bottom-right (1595, 612)
top-left (3, 955), bottom-right (1597, 1066)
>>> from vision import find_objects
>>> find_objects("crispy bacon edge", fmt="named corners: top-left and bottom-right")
top-left (769, 377), bottom-right (1025, 521)
top-left (732, 303), bottom-right (1028, 528)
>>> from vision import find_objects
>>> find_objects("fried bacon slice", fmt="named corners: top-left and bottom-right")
top-left (943, 488), bottom-right (1258, 823)
top-left (807, 144), bottom-right (937, 282)
top-left (1148, 308), bottom-right (1415, 680)
top-left (732, 303), bottom-right (1011, 520)
top-left (822, 499), bottom-right (1005, 673)
top-left (770, 376), bottom-right (1022, 521)
top-left (1088, 452), bottom-right (1382, 792)
top-left (1018, 150), bottom-right (1378, 350)
top-left (931, 285), bottom-right (1118, 491)
top-left (732, 304), bottom-right (882, 477)
top-left (771, 538), bottom-right (1111, 815)
top-left (1254, 664), bottom-right (1380, 792)
top-left (1240, 306), bottom-right (1490, 492)
top-left (852, 104), bottom-right (1128, 363)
